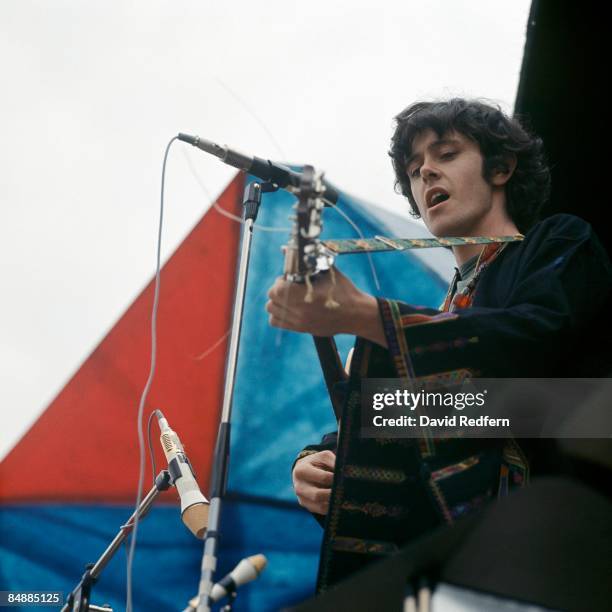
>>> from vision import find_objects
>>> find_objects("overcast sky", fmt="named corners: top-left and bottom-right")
top-left (0, 0), bottom-right (531, 458)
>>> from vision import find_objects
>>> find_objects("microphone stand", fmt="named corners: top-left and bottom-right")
top-left (61, 470), bottom-right (172, 612)
top-left (195, 181), bottom-right (267, 612)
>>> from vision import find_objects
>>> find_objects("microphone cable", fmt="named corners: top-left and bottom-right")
top-left (125, 135), bottom-right (177, 612)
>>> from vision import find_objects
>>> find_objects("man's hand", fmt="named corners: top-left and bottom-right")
top-left (292, 450), bottom-right (336, 515)
top-left (266, 267), bottom-right (387, 346)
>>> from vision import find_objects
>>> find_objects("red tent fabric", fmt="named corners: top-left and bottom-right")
top-left (1, 174), bottom-right (244, 502)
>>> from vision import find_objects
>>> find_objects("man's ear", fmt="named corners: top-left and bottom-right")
top-left (491, 154), bottom-right (517, 187)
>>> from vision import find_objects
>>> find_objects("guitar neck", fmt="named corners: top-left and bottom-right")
top-left (312, 335), bottom-right (347, 421)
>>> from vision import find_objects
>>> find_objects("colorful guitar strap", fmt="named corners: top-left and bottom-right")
top-left (322, 234), bottom-right (524, 254)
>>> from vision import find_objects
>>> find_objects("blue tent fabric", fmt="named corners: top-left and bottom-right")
top-left (0, 501), bottom-right (321, 611)
top-left (209, 497), bottom-right (323, 610)
top-left (0, 177), bottom-right (451, 611)
top-left (0, 505), bottom-right (202, 611)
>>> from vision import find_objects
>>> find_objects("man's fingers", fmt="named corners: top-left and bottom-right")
top-left (266, 298), bottom-right (301, 319)
top-left (265, 300), bottom-right (280, 316)
top-left (302, 464), bottom-right (334, 487)
top-left (292, 450), bottom-right (336, 516)
top-left (298, 450), bottom-right (336, 473)
top-left (268, 312), bottom-right (300, 331)
top-left (293, 459), bottom-right (334, 488)
top-left (267, 276), bottom-right (312, 307)
top-left (312, 450), bottom-right (336, 471)
top-left (293, 481), bottom-right (332, 504)
top-left (267, 277), bottom-right (286, 300)
top-left (266, 301), bottom-right (298, 330)
top-left (311, 487), bottom-right (331, 505)
top-left (292, 450), bottom-right (335, 487)
top-left (294, 483), bottom-right (331, 515)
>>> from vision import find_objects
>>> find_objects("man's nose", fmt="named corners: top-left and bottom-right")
top-left (421, 159), bottom-right (440, 181)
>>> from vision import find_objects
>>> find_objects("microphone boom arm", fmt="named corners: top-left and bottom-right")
top-left (177, 133), bottom-right (338, 205)
top-left (62, 471), bottom-right (173, 612)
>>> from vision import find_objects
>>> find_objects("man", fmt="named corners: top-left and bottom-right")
top-left (266, 99), bottom-right (611, 587)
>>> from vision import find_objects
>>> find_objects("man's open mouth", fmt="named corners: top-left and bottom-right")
top-left (426, 188), bottom-right (450, 209)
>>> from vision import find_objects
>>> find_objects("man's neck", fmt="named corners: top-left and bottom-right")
top-left (450, 212), bottom-right (520, 266)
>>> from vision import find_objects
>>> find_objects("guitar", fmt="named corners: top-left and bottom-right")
top-left (281, 165), bottom-right (346, 420)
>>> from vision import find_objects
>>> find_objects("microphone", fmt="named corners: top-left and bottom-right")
top-left (183, 554), bottom-right (268, 610)
top-left (177, 133), bottom-right (338, 204)
top-left (156, 410), bottom-right (209, 539)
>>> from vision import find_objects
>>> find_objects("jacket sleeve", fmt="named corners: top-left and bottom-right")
top-left (378, 217), bottom-right (612, 379)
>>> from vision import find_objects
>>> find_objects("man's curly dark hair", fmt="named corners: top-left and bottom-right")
top-left (389, 98), bottom-right (551, 233)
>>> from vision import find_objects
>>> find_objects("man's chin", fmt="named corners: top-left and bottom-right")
top-left (428, 220), bottom-right (464, 238)
top-left (425, 207), bottom-right (454, 237)
top-left (426, 212), bottom-right (476, 238)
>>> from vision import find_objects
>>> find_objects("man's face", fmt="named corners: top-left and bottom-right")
top-left (406, 129), bottom-right (498, 237)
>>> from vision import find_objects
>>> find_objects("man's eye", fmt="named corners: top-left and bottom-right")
top-left (440, 151), bottom-right (456, 160)
top-left (409, 167), bottom-right (421, 178)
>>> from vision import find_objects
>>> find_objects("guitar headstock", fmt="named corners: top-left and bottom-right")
top-left (283, 165), bottom-right (335, 283)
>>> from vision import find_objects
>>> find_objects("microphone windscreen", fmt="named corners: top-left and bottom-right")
top-left (182, 501), bottom-right (209, 539)
top-left (246, 554), bottom-right (267, 574)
